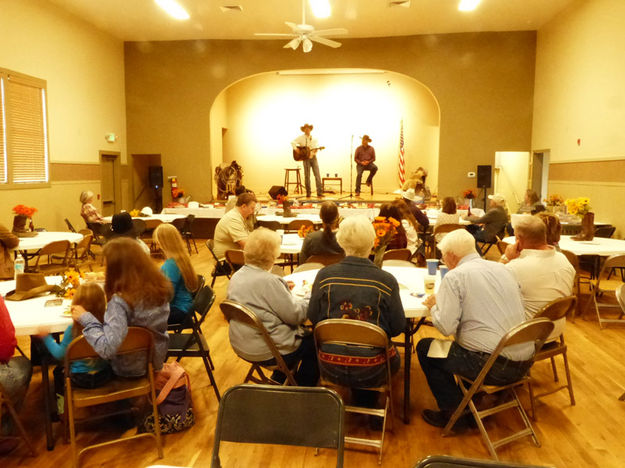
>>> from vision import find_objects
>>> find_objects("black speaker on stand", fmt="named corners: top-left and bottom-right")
top-left (477, 165), bottom-right (492, 210)
top-left (148, 166), bottom-right (163, 213)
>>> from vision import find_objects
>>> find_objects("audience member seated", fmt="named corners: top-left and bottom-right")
top-left (79, 190), bottom-right (104, 224)
top-left (106, 212), bottom-right (150, 255)
top-left (400, 189), bottom-right (429, 230)
top-left (417, 229), bottom-right (533, 429)
top-left (518, 189), bottom-right (545, 214)
top-left (500, 215), bottom-right (574, 335)
top-left (537, 212), bottom-right (562, 250)
top-left (225, 185), bottom-right (248, 213)
top-left (73, 237), bottom-right (171, 377)
top-left (299, 201), bottom-right (344, 264)
top-left (308, 216), bottom-right (405, 394)
top-left (378, 203), bottom-right (407, 250)
top-left (153, 223), bottom-right (199, 325)
top-left (213, 192), bottom-right (257, 259)
top-left (392, 199), bottom-right (422, 255)
top-left (434, 197), bottom-right (461, 243)
top-left (464, 193), bottom-right (508, 243)
top-left (0, 296), bottom-right (33, 453)
top-left (226, 228), bottom-right (318, 386)
top-left (0, 223), bottom-right (19, 280)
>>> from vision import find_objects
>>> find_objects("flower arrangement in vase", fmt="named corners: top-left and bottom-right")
top-left (461, 189), bottom-right (477, 214)
top-left (371, 216), bottom-right (400, 267)
top-left (12, 205), bottom-right (38, 237)
top-left (297, 224), bottom-right (313, 239)
top-left (56, 269), bottom-right (83, 299)
top-left (565, 197), bottom-right (594, 241)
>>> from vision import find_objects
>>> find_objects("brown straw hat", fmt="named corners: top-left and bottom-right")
top-left (5, 273), bottom-right (60, 301)
top-left (300, 123), bottom-right (314, 131)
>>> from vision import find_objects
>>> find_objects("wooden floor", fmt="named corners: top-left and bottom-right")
top-left (8, 242), bottom-right (625, 468)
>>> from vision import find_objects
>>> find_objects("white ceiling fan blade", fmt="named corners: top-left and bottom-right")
top-left (285, 21), bottom-right (299, 32)
top-left (311, 28), bottom-right (348, 36)
top-left (309, 35), bottom-right (342, 48)
top-left (255, 33), bottom-right (300, 37)
top-left (284, 37), bottom-right (302, 50)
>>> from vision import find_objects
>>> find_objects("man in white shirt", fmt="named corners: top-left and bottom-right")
top-left (213, 192), bottom-right (257, 259)
top-left (501, 215), bottom-right (575, 335)
top-left (417, 229), bottom-right (533, 429)
top-left (291, 123), bottom-right (323, 198)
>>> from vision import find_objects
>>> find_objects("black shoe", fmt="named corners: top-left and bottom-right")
top-left (422, 408), bottom-right (475, 431)
top-left (355, 192), bottom-right (361, 197)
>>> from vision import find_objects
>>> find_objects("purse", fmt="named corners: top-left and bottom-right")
top-left (143, 361), bottom-right (194, 434)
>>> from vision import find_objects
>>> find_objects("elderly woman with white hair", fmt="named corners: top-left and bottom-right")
top-left (464, 193), bottom-right (509, 243)
top-left (308, 215), bottom-right (405, 396)
top-left (79, 190), bottom-right (104, 224)
top-left (226, 228), bottom-right (318, 386)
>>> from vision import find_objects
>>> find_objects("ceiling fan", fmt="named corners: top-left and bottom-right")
top-left (254, 0), bottom-right (348, 53)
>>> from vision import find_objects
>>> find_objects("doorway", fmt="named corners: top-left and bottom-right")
top-left (100, 152), bottom-right (121, 216)
top-left (531, 150), bottom-right (550, 203)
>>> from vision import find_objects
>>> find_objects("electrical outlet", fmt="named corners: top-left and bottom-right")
top-left (467, 171), bottom-right (476, 178)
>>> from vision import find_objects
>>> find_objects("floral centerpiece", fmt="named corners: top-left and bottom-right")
top-left (462, 189), bottom-right (476, 200)
top-left (297, 224), bottom-right (314, 238)
top-left (12, 205), bottom-right (38, 237)
top-left (371, 216), bottom-right (400, 267)
top-left (545, 194), bottom-right (565, 207)
top-left (276, 193), bottom-right (293, 217)
top-left (565, 197), bottom-right (594, 241)
top-left (56, 269), bottom-right (83, 299)
top-left (129, 209), bottom-right (141, 217)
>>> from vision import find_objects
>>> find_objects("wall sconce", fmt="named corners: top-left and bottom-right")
top-left (105, 133), bottom-right (118, 143)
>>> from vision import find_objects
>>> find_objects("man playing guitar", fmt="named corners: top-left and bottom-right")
top-left (291, 123), bottom-right (324, 198)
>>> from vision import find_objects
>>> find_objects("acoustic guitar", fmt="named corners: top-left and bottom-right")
top-left (293, 146), bottom-right (325, 161)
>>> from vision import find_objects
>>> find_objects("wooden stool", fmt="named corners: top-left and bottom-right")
top-left (284, 168), bottom-right (303, 195)
top-left (356, 180), bottom-right (373, 196)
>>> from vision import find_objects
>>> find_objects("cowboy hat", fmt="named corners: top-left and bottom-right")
top-left (5, 273), bottom-right (60, 301)
top-left (488, 193), bottom-right (506, 204)
top-left (362, 134), bottom-right (372, 142)
top-left (300, 123), bottom-right (314, 131)
top-left (106, 212), bottom-right (137, 239)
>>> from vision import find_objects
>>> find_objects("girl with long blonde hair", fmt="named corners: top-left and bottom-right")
top-left (153, 223), bottom-right (199, 325)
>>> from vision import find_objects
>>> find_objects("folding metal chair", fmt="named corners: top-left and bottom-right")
top-left (442, 318), bottom-right (554, 460)
top-left (27, 240), bottom-right (71, 275)
top-left (211, 384), bottom-right (345, 468)
top-left (0, 383), bottom-right (36, 456)
top-left (206, 239), bottom-right (232, 287)
top-left (383, 248), bottom-right (412, 261)
top-left (224, 249), bottom-right (245, 273)
top-left (306, 253), bottom-right (345, 266)
top-left (587, 254), bottom-right (625, 327)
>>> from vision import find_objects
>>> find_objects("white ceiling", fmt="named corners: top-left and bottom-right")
top-left (47, 0), bottom-right (576, 42)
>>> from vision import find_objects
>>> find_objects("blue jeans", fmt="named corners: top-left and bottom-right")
top-left (417, 338), bottom-right (532, 411)
top-left (0, 357), bottom-right (32, 434)
top-left (355, 163), bottom-right (378, 193)
top-left (303, 157), bottom-right (322, 197)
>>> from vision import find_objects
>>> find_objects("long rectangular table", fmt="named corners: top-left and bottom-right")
top-left (285, 265), bottom-right (439, 424)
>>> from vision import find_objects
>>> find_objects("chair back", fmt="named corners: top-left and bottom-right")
top-left (534, 296), bottom-right (577, 322)
top-left (616, 284), bottom-right (625, 313)
top-left (39, 240), bottom-right (71, 256)
top-left (382, 259), bottom-right (416, 268)
top-left (433, 223), bottom-right (465, 236)
top-left (594, 225), bottom-right (615, 238)
top-left (257, 220), bottom-right (281, 231)
top-left (383, 248), bottom-right (411, 261)
top-left (65, 218), bottom-right (77, 233)
top-left (287, 219), bottom-right (314, 232)
top-left (193, 274), bottom-right (206, 297)
top-left (561, 249), bottom-right (580, 271)
top-left (211, 384), bottom-right (344, 468)
top-left (293, 262), bottom-right (324, 273)
top-left (225, 249), bottom-right (245, 268)
top-left (143, 219), bottom-right (163, 231)
top-left (599, 254), bottom-right (625, 272)
top-left (206, 239), bottom-right (219, 261)
top-left (193, 285), bottom-right (216, 328)
top-left (74, 234), bottom-right (93, 261)
top-left (181, 215), bottom-right (196, 235)
top-left (306, 253), bottom-right (345, 266)
top-left (314, 319), bottom-right (389, 352)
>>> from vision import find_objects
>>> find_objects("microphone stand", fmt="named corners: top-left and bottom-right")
top-left (339, 135), bottom-right (355, 200)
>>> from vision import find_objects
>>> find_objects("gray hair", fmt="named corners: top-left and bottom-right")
top-left (514, 215), bottom-right (547, 245)
top-left (336, 215), bottom-right (375, 258)
top-left (243, 228), bottom-right (281, 270)
top-left (80, 190), bottom-right (94, 204)
top-left (437, 228), bottom-right (477, 258)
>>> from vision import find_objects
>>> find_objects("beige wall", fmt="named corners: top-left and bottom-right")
top-left (0, 0), bottom-right (126, 230)
top-left (218, 70), bottom-right (439, 196)
top-left (125, 31), bottom-right (536, 203)
top-left (534, 0), bottom-right (625, 237)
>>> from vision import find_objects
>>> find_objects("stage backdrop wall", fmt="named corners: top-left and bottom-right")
top-left (218, 71), bottom-right (439, 196)
top-left (125, 31), bottom-right (536, 204)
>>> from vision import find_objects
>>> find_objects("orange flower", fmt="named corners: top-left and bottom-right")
top-left (388, 217), bottom-right (400, 227)
top-left (12, 205), bottom-right (37, 217)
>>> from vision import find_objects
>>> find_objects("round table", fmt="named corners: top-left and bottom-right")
top-left (17, 231), bottom-right (83, 251)
top-left (257, 214), bottom-right (322, 226)
top-left (503, 235), bottom-right (625, 257)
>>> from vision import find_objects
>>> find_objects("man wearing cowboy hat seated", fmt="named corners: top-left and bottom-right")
top-left (354, 134), bottom-right (378, 197)
top-left (105, 212), bottom-right (150, 255)
top-left (291, 123), bottom-right (323, 198)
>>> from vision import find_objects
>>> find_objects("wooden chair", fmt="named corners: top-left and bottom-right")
top-left (64, 327), bottom-right (162, 468)
top-left (442, 318), bottom-right (554, 460)
top-left (432, 224), bottom-right (465, 257)
top-left (286, 219), bottom-right (314, 233)
top-left (0, 383), bottom-right (36, 456)
top-left (257, 220), bottom-right (282, 231)
top-left (211, 384), bottom-right (345, 468)
top-left (27, 240), bottom-right (71, 275)
top-left (220, 300), bottom-right (299, 386)
top-left (225, 249), bottom-right (245, 273)
top-left (383, 248), bottom-right (412, 261)
top-left (528, 296), bottom-right (577, 418)
top-left (314, 318), bottom-right (395, 464)
top-left (167, 285), bottom-right (220, 401)
top-left (588, 254), bottom-right (625, 328)
top-left (293, 262), bottom-right (324, 273)
top-left (206, 239), bottom-right (232, 287)
top-left (306, 253), bottom-right (345, 266)
top-left (71, 233), bottom-right (95, 273)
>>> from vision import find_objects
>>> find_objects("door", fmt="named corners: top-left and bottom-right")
top-left (494, 151), bottom-right (530, 214)
top-left (101, 154), bottom-right (118, 216)
top-left (531, 150), bottom-right (550, 203)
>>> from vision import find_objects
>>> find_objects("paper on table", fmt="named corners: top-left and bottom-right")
top-left (427, 339), bottom-right (453, 358)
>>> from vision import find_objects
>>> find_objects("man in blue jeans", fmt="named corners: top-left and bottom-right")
top-left (417, 229), bottom-right (534, 429)
top-left (354, 134), bottom-right (378, 196)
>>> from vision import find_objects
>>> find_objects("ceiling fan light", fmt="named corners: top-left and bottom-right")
top-left (458, 0), bottom-right (480, 12)
top-left (285, 37), bottom-right (301, 50)
top-left (310, 0), bottom-right (331, 19)
top-left (154, 0), bottom-right (190, 20)
top-left (302, 37), bottom-right (313, 53)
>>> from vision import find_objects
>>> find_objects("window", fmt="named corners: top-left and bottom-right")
top-left (0, 68), bottom-right (49, 186)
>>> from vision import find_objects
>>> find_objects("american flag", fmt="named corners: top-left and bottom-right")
top-left (398, 120), bottom-right (406, 186)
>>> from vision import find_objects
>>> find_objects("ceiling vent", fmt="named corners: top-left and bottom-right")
top-left (220, 5), bottom-right (243, 13)
top-left (389, 0), bottom-right (411, 7)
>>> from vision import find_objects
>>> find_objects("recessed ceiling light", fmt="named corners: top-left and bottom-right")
top-left (310, 0), bottom-right (331, 19)
top-left (458, 0), bottom-right (480, 12)
top-left (154, 0), bottom-right (190, 20)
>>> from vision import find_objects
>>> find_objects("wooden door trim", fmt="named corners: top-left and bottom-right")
top-left (100, 150), bottom-right (122, 214)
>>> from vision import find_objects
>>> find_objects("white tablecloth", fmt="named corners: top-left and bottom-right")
top-left (285, 265), bottom-right (439, 319)
top-left (0, 277), bottom-right (72, 335)
top-left (257, 214), bottom-right (322, 225)
top-left (17, 231), bottom-right (84, 251)
top-left (503, 235), bottom-right (625, 257)
top-left (103, 213), bottom-right (184, 223)
top-left (280, 233), bottom-right (304, 254)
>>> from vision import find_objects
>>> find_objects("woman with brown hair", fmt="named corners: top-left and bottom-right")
top-left (434, 197), bottom-right (461, 243)
top-left (378, 203), bottom-right (407, 250)
top-left (537, 212), bottom-right (562, 250)
top-left (392, 199), bottom-right (422, 255)
top-left (153, 223), bottom-right (199, 325)
top-left (299, 201), bottom-right (344, 263)
top-left (72, 237), bottom-right (172, 377)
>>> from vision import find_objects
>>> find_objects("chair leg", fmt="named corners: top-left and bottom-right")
top-left (550, 356), bottom-right (559, 382)
top-left (3, 399), bottom-right (37, 456)
top-left (562, 351), bottom-right (576, 406)
top-left (527, 377), bottom-right (537, 420)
